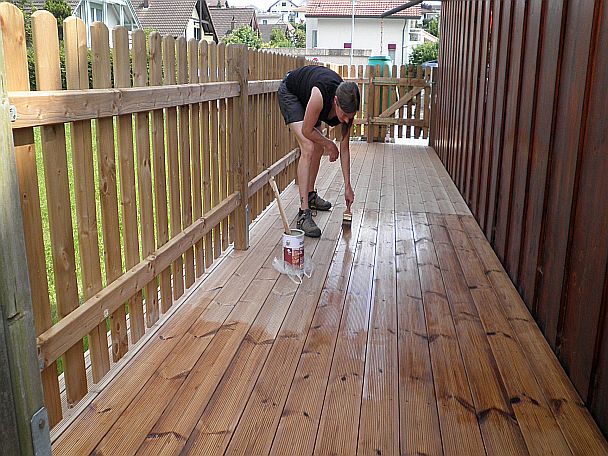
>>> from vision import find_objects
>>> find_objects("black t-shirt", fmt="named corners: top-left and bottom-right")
top-left (285, 65), bottom-right (342, 126)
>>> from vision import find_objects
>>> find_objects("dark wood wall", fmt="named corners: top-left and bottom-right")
top-left (431, 0), bottom-right (608, 436)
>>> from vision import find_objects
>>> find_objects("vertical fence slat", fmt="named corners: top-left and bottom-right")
top-left (199, 40), bottom-right (213, 270)
top-left (92, 23), bottom-right (129, 360)
top-left (64, 16), bottom-right (110, 383)
top-left (113, 26), bottom-right (145, 343)
top-left (32, 10), bottom-right (88, 405)
top-left (218, 43), bottom-right (229, 251)
top-left (176, 37), bottom-right (195, 289)
top-left (132, 29), bottom-right (159, 326)
top-left (163, 35), bottom-right (185, 299)
top-left (0, 3), bottom-right (63, 426)
top-left (188, 39), bottom-right (204, 277)
top-left (208, 41), bottom-right (221, 260)
top-left (149, 32), bottom-right (173, 314)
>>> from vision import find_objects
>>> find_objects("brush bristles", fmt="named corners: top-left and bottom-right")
top-left (342, 212), bottom-right (352, 227)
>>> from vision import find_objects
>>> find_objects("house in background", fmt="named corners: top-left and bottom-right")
top-left (257, 11), bottom-right (282, 25)
top-left (267, 0), bottom-right (300, 24)
top-left (306, 0), bottom-right (422, 67)
top-left (420, 1), bottom-right (440, 21)
top-left (208, 6), bottom-right (258, 40)
top-left (134, 0), bottom-right (218, 41)
top-left (292, 3), bottom-right (306, 23)
top-left (32, 0), bottom-right (140, 44)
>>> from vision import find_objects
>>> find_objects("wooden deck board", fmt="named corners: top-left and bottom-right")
top-left (52, 143), bottom-right (608, 456)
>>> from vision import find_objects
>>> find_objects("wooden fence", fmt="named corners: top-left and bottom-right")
top-left (432, 0), bottom-right (608, 436)
top-left (1, 3), bottom-right (307, 429)
top-left (322, 63), bottom-right (433, 142)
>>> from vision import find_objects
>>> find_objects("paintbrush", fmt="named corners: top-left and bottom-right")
top-left (342, 202), bottom-right (352, 228)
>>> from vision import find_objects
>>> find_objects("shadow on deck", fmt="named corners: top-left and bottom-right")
top-left (51, 143), bottom-right (608, 456)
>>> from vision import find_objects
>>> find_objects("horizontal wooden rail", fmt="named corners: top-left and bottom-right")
top-left (373, 77), bottom-right (428, 86)
top-left (248, 148), bottom-right (300, 197)
top-left (371, 118), bottom-right (426, 127)
top-left (9, 81), bottom-right (240, 128)
top-left (36, 192), bottom-right (241, 369)
top-left (248, 79), bottom-right (281, 96)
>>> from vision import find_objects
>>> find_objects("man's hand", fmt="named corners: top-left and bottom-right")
top-left (325, 141), bottom-right (339, 162)
top-left (345, 184), bottom-right (354, 210)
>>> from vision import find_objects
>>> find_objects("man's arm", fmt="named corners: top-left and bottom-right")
top-left (340, 124), bottom-right (354, 209)
top-left (302, 87), bottom-right (339, 158)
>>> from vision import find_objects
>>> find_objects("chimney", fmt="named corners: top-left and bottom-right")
top-left (230, 15), bottom-right (236, 31)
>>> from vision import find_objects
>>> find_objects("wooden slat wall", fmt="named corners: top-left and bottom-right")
top-left (2, 5), bottom-right (313, 427)
top-left (432, 0), bottom-right (608, 436)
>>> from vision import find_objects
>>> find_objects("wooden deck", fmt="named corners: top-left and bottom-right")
top-left (52, 143), bottom-right (608, 456)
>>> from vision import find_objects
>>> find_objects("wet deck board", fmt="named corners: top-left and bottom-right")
top-left (52, 143), bottom-right (608, 456)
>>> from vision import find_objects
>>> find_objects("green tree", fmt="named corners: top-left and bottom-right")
top-left (422, 17), bottom-right (439, 37)
top-left (409, 41), bottom-right (438, 65)
top-left (290, 22), bottom-right (306, 48)
top-left (43, 0), bottom-right (72, 40)
top-left (221, 25), bottom-right (262, 49)
top-left (268, 28), bottom-right (291, 48)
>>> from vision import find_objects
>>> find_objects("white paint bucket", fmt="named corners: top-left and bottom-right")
top-left (283, 229), bottom-right (305, 270)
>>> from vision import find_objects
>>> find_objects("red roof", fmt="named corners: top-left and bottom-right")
top-left (306, 0), bottom-right (422, 18)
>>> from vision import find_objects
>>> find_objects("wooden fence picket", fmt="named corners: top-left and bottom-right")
top-left (32, 10), bottom-right (88, 405)
top-left (132, 29), bottom-right (160, 326)
top-left (208, 41), bottom-right (221, 261)
top-left (177, 37), bottom-right (195, 289)
top-left (113, 26), bottom-right (145, 343)
top-left (91, 23), bottom-right (130, 360)
top-left (64, 16), bottom-right (110, 383)
top-left (218, 43), bottom-right (229, 251)
top-left (163, 35), bottom-right (185, 299)
top-left (199, 40), bottom-right (213, 269)
top-left (149, 32), bottom-right (173, 314)
top-left (188, 39), bottom-right (204, 277)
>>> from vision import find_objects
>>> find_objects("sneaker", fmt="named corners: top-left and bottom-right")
top-left (308, 191), bottom-right (332, 211)
top-left (297, 209), bottom-right (321, 238)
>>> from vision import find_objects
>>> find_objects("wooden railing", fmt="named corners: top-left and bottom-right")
top-left (1, 4), bottom-right (306, 428)
top-left (324, 63), bottom-right (433, 142)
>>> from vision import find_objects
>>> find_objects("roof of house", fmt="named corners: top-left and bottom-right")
top-left (268, 0), bottom-right (300, 11)
top-left (209, 7), bottom-right (257, 38)
top-left (134, 0), bottom-right (200, 36)
top-left (258, 22), bottom-right (289, 41)
top-left (306, 0), bottom-right (421, 18)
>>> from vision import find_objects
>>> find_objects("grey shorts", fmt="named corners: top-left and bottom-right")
top-left (278, 78), bottom-right (321, 127)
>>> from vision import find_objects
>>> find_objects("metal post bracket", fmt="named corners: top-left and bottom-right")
top-left (30, 407), bottom-right (52, 455)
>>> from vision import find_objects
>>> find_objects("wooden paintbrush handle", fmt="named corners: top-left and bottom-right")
top-left (269, 177), bottom-right (291, 234)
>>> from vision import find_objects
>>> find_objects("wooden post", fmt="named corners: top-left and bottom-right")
top-left (367, 65), bottom-right (375, 143)
top-left (228, 45), bottom-right (250, 250)
top-left (0, 27), bottom-right (51, 455)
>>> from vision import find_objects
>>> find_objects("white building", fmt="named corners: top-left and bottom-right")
top-left (257, 11), bottom-right (283, 25)
top-left (306, 0), bottom-right (423, 67)
top-left (267, 0), bottom-right (300, 24)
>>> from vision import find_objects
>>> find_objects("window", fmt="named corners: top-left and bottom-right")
top-left (344, 42), bottom-right (351, 49)
top-left (90, 3), bottom-right (103, 22)
top-left (388, 43), bottom-right (396, 62)
top-left (312, 29), bottom-right (317, 48)
top-left (409, 32), bottom-right (420, 41)
top-left (282, 2), bottom-right (287, 6)
top-left (194, 22), bottom-right (201, 39)
top-left (262, 19), bottom-right (267, 24)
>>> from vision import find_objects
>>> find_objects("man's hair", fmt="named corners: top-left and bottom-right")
top-left (336, 81), bottom-right (361, 114)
